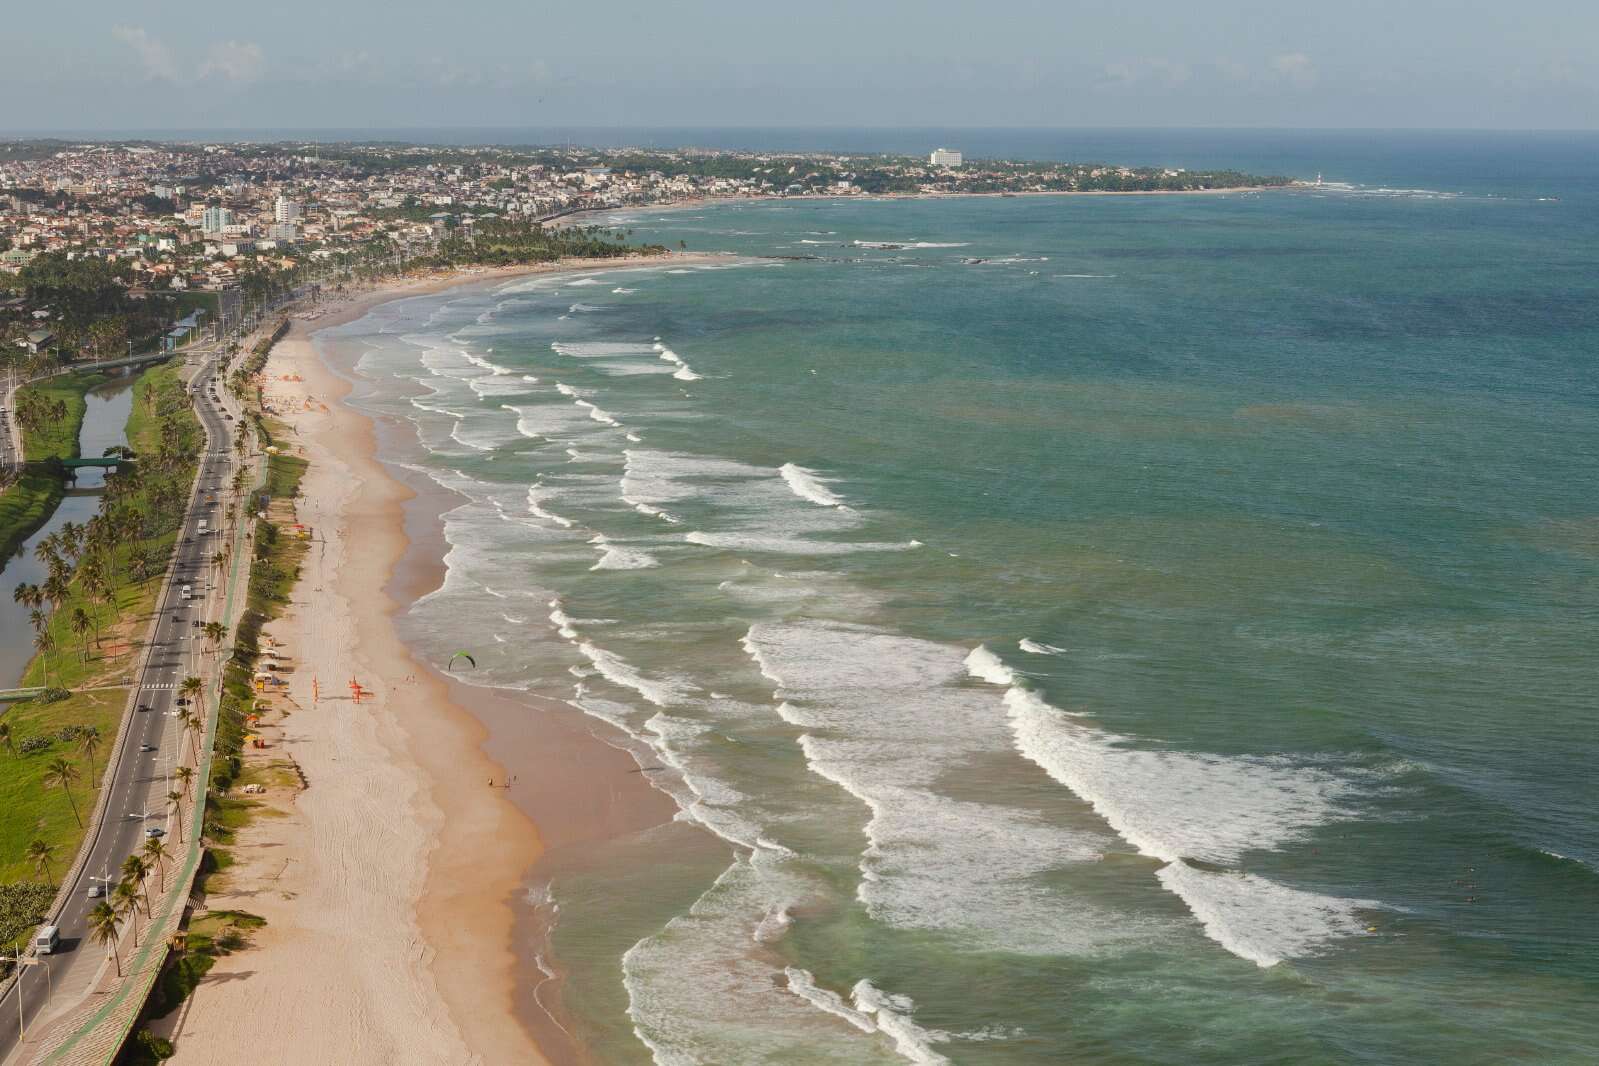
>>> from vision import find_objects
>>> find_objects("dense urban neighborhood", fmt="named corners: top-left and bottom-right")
top-left (0, 139), bottom-right (1284, 364)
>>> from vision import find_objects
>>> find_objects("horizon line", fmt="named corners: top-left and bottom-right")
top-left (5, 124), bottom-right (1599, 138)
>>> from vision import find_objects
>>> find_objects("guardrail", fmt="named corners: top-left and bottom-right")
top-left (34, 356), bottom-right (266, 1065)
top-left (0, 357), bottom-right (213, 1020)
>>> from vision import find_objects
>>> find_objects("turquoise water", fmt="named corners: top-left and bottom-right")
top-left (323, 155), bottom-right (1599, 1064)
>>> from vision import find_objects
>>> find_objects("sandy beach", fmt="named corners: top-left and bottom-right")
top-left (160, 257), bottom-right (697, 1065)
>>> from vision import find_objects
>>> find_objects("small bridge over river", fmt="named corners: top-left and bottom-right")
top-left (61, 456), bottom-right (136, 470)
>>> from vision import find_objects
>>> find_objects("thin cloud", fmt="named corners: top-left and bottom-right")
top-left (112, 26), bottom-right (180, 83)
top-left (1097, 58), bottom-right (1193, 90)
top-left (112, 27), bottom-right (265, 87)
top-left (200, 40), bottom-right (266, 84)
top-left (1270, 52), bottom-right (1318, 89)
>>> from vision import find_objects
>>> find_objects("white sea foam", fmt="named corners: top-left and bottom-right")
top-left (504, 400), bottom-right (597, 442)
top-left (785, 969), bottom-right (877, 1033)
top-left (577, 642), bottom-right (693, 707)
top-left (461, 349), bottom-right (513, 374)
top-left (526, 485), bottom-right (575, 528)
top-left (653, 345), bottom-right (704, 381)
top-left (963, 644), bottom-right (1016, 685)
top-left (851, 981), bottom-right (952, 1065)
top-left (466, 374), bottom-right (533, 398)
top-left (1155, 864), bottom-right (1376, 968)
top-left (999, 685), bottom-right (1368, 966)
top-left (744, 621), bottom-right (1132, 955)
top-left (612, 286), bottom-right (638, 294)
top-left (1001, 686), bottom-right (1351, 867)
top-left (853, 240), bottom-right (970, 250)
top-left (574, 399), bottom-right (622, 427)
top-left (623, 859), bottom-right (888, 1065)
top-left (547, 599), bottom-right (578, 639)
top-left (685, 531), bottom-right (918, 555)
top-left (590, 537), bottom-right (660, 571)
top-left (552, 340), bottom-right (658, 359)
top-left (567, 277), bottom-right (603, 286)
top-left (1019, 638), bottom-right (1066, 655)
top-left (779, 463), bottom-right (847, 508)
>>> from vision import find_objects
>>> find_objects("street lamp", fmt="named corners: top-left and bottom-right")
top-left (0, 946), bottom-right (48, 1040)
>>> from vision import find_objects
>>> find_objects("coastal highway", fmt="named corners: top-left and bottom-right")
top-left (0, 348), bottom-right (241, 1064)
top-left (1, 369), bottom-right (22, 471)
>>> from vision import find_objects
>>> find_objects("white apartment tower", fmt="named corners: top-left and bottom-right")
top-left (930, 148), bottom-right (963, 168)
top-left (274, 195), bottom-right (303, 223)
top-left (201, 205), bottom-right (235, 233)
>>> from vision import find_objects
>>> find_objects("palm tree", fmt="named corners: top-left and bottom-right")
top-left (12, 582), bottom-right (43, 612)
top-left (79, 726), bottom-right (102, 785)
top-left (167, 790), bottom-right (187, 843)
top-left (88, 901), bottom-right (122, 977)
top-left (70, 606), bottom-right (94, 661)
top-left (113, 881), bottom-right (142, 946)
top-left (26, 838), bottom-right (58, 883)
top-left (33, 627), bottom-right (55, 687)
top-left (142, 837), bottom-right (172, 893)
top-left (174, 765), bottom-right (195, 798)
top-left (42, 756), bottom-right (81, 825)
top-left (121, 855), bottom-right (152, 917)
top-left (204, 620), bottom-right (226, 652)
top-left (42, 570), bottom-right (69, 611)
top-left (178, 710), bottom-right (200, 764)
top-left (33, 537), bottom-right (59, 569)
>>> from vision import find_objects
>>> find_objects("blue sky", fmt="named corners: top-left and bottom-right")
top-left (5, 0), bottom-right (1597, 131)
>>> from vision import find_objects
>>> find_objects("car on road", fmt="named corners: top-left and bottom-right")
top-left (145, 827), bottom-right (166, 838)
top-left (139, 743), bottom-right (157, 752)
top-left (137, 703), bottom-right (152, 713)
top-left (176, 697), bottom-right (190, 706)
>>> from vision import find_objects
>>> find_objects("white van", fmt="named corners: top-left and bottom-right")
top-left (35, 925), bottom-right (60, 955)
top-left (198, 519), bottom-right (208, 534)
top-left (181, 584), bottom-right (193, 600)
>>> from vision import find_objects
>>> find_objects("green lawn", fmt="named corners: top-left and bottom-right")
top-left (0, 688), bottom-right (125, 884)
top-left (3, 359), bottom-right (205, 884)
top-left (21, 362), bottom-right (201, 692)
top-left (0, 371), bottom-right (104, 563)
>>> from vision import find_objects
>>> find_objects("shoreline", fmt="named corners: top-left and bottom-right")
top-left (556, 182), bottom-right (1289, 226)
top-left (165, 254), bottom-right (693, 1065)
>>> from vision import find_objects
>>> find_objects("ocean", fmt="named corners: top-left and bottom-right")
top-left (316, 131), bottom-right (1599, 1064)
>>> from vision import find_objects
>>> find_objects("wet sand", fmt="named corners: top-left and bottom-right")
top-left (169, 258), bottom-right (693, 1064)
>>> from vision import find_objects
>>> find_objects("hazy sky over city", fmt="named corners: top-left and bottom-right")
top-left (6, 0), bottom-right (1598, 131)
